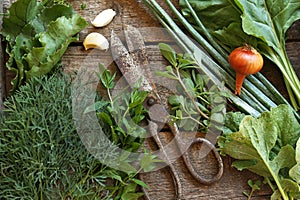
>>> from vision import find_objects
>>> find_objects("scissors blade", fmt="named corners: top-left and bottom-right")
top-left (110, 30), bottom-right (153, 92)
top-left (124, 25), bottom-right (149, 69)
top-left (124, 25), bottom-right (161, 100)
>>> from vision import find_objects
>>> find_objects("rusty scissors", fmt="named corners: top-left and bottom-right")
top-left (110, 25), bottom-right (223, 199)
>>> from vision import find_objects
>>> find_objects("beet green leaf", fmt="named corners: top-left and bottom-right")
top-left (1, 0), bottom-right (88, 91)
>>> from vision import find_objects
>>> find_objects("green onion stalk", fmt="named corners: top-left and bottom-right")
top-left (178, 0), bottom-right (300, 111)
top-left (142, 0), bottom-right (299, 121)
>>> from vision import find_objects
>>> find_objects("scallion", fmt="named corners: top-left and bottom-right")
top-left (142, 0), bottom-right (299, 120)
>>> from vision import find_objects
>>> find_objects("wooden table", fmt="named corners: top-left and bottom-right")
top-left (0, 0), bottom-right (299, 199)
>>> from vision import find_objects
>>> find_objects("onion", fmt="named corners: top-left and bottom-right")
top-left (228, 45), bottom-right (264, 95)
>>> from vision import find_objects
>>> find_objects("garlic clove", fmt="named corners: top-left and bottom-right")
top-left (83, 32), bottom-right (109, 50)
top-left (91, 9), bottom-right (116, 28)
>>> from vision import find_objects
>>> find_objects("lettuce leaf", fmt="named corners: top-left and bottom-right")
top-left (222, 111), bottom-right (246, 135)
top-left (1, 0), bottom-right (88, 91)
top-left (218, 105), bottom-right (300, 199)
top-left (290, 138), bottom-right (300, 184)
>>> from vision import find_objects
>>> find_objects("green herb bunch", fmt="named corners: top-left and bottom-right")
top-left (78, 65), bottom-right (161, 199)
top-left (157, 43), bottom-right (227, 134)
top-left (0, 75), bottom-right (118, 199)
top-left (94, 64), bottom-right (149, 152)
top-left (0, 73), bottom-right (156, 200)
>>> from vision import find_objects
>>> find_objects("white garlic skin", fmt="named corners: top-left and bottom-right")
top-left (83, 32), bottom-right (109, 50)
top-left (91, 9), bottom-right (116, 28)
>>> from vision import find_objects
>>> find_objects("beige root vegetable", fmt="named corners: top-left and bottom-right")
top-left (91, 9), bottom-right (116, 28)
top-left (83, 32), bottom-right (109, 50)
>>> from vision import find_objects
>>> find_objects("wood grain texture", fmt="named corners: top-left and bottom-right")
top-left (287, 20), bottom-right (300, 41)
top-left (0, 0), bottom-right (300, 199)
top-left (0, 1), bottom-right (3, 108)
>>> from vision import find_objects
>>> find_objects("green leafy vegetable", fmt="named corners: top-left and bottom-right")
top-left (222, 111), bottom-right (246, 135)
top-left (1, 0), bottom-right (88, 91)
top-left (290, 138), bottom-right (300, 184)
top-left (180, 0), bottom-right (300, 109)
top-left (218, 105), bottom-right (300, 200)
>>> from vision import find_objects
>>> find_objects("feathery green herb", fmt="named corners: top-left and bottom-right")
top-left (0, 75), bottom-right (117, 199)
top-left (0, 71), bottom-right (156, 199)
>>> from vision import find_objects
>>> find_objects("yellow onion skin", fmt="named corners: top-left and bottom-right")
top-left (228, 45), bottom-right (264, 95)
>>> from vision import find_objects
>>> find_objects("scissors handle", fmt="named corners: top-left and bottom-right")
top-left (168, 122), bottom-right (223, 185)
top-left (182, 137), bottom-right (224, 185)
top-left (148, 120), bottom-right (184, 200)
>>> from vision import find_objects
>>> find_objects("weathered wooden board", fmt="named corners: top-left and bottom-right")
top-left (1, 0), bottom-right (300, 199)
top-left (0, 0), bottom-right (3, 109)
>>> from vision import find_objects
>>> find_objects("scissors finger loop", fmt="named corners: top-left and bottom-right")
top-left (182, 137), bottom-right (223, 185)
